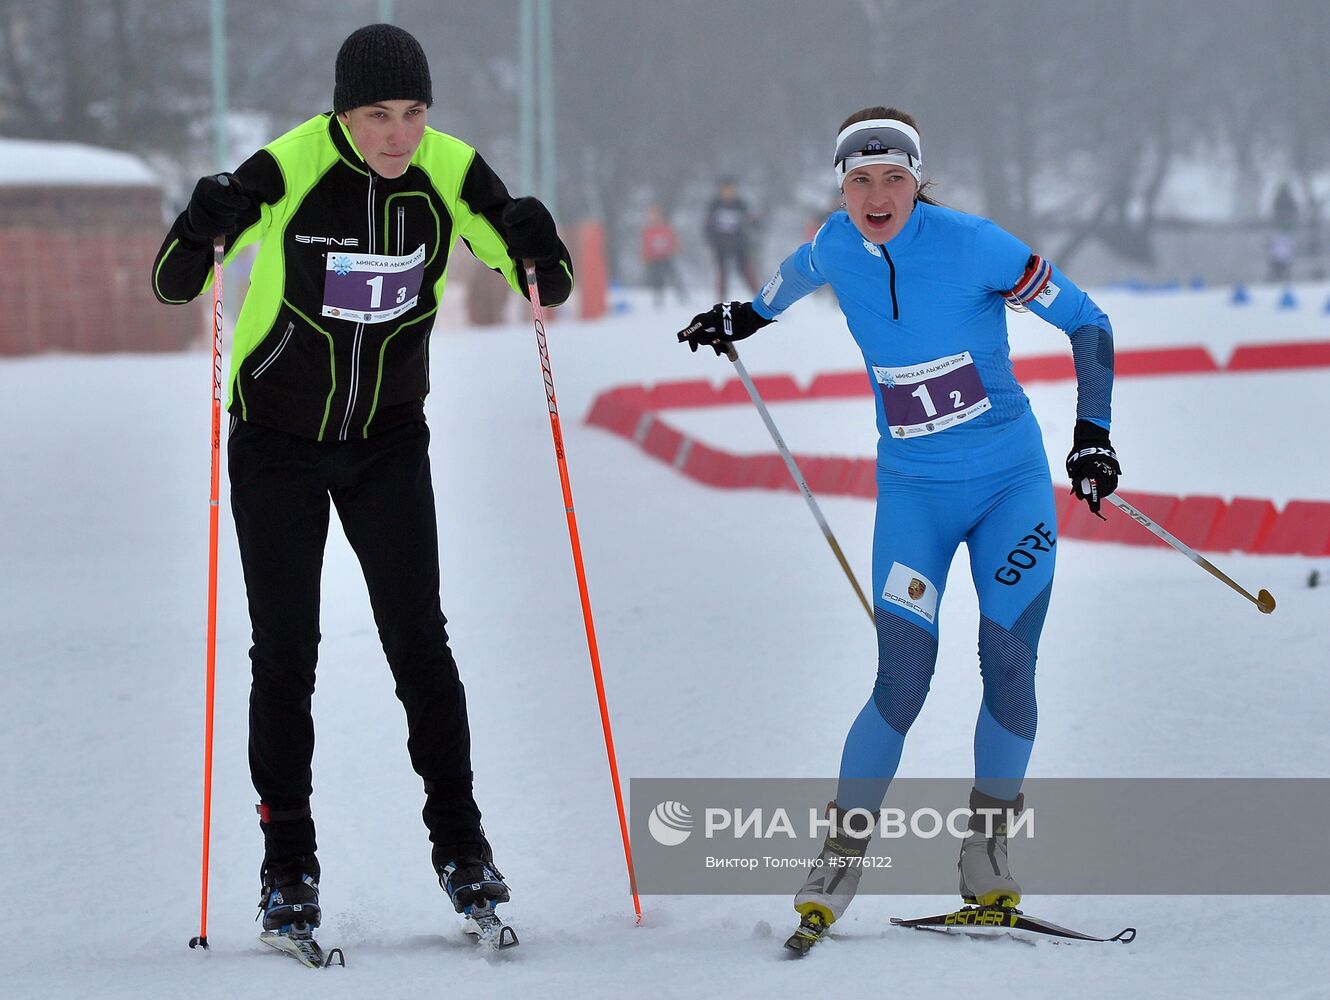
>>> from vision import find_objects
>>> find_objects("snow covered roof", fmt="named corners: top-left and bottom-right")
top-left (0, 136), bottom-right (159, 187)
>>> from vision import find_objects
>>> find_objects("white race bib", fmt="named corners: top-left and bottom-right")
top-left (321, 244), bottom-right (426, 324)
top-left (872, 351), bottom-right (991, 438)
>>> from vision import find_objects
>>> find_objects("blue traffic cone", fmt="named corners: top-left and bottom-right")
top-left (1230, 283), bottom-right (1250, 304)
top-left (1277, 287), bottom-right (1297, 309)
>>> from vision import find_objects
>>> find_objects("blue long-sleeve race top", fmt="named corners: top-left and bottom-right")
top-left (752, 203), bottom-right (1113, 476)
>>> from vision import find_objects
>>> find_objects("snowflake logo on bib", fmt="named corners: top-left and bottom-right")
top-left (331, 255), bottom-right (353, 277)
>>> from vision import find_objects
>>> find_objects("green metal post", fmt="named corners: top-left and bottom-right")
top-left (519, 0), bottom-right (535, 195)
top-left (536, 0), bottom-right (555, 215)
top-left (210, 0), bottom-right (229, 171)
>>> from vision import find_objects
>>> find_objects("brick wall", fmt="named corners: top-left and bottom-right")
top-left (0, 186), bottom-right (201, 355)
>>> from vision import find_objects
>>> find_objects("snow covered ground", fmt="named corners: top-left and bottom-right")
top-left (2, 281), bottom-right (1327, 998)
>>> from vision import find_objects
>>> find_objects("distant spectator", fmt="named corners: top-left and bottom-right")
top-left (704, 177), bottom-right (760, 300)
top-left (1268, 230), bottom-right (1295, 283)
top-left (805, 201), bottom-right (841, 306)
top-left (641, 204), bottom-right (687, 307)
top-left (1272, 181), bottom-right (1298, 232)
top-left (1269, 181), bottom-right (1299, 282)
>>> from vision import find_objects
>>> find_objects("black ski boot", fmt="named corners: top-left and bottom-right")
top-left (258, 854), bottom-right (321, 931)
top-left (433, 841), bottom-right (510, 913)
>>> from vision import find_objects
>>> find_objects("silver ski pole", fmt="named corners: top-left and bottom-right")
top-left (1104, 494), bottom-right (1276, 614)
top-left (723, 343), bottom-right (874, 624)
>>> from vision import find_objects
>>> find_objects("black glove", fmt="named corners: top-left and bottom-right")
top-left (502, 197), bottom-right (561, 262)
top-left (1065, 419), bottom-right (1121, 517)
top-left (677, 301), bottom-right (773, 356)
top-left (182, 173), bottom-right (249, 245)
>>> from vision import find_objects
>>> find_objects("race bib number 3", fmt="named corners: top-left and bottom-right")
top-left (322, 244), bottom-right (426, 324)
top-left (873, 351), bottom-right (991, 438)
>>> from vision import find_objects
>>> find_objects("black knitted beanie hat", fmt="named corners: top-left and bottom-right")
top-left (333, 23), bottom-right (433, 113)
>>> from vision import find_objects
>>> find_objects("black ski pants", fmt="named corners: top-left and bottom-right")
top-left (712, 244), bottom-right (759, 302)
top-left (228, 418), bottom-right (482, 861)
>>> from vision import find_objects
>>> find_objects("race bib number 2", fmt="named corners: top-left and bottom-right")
top-left (322, 244), bottom-right (426, 324)
top-left (873, 351), bottom-right (991, 438)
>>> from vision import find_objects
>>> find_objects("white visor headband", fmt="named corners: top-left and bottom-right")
top-left (834, 118), bottom-right (923, 188)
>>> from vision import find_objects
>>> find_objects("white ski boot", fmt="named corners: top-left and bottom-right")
top-left (958, 787), bottom-right (1024, 907)
top-left (792, 802), bottom-right (875, 927)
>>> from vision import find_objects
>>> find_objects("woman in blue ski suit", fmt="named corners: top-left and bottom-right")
top-left (677, 106), bottom-right (1122, 928)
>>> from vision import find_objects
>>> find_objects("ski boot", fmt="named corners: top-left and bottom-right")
top-left (258, 853), bottom-right (321, 931)
top-left (958, 787), bottom-right (1024, 908)
top-left (434, 841), bottom-right (510, 913)
top-left (435, 841), bottom-right (518, 948)
top-left (787, 802), bottom-right (874, 954)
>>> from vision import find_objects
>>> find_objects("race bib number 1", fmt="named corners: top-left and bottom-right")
top-left (322, 244), bottom-right (426, 324)
top-left (873, 351), bottom-right (991, 438)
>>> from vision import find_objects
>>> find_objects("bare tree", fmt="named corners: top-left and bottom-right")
top-left (4, 0), bottom-right (1327, 280)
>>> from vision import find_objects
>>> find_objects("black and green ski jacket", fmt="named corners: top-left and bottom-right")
top-left (152, 112), bottom-right (574, 441)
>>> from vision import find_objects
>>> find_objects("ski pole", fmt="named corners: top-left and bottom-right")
top-left (522, 261), bottom-right (642, 923)
top-left (1104, 494), bottom-right (1276, 614)
top-left (189, 237), bottom-right (225, 951)
top-left (723, 344), bottom-right (875, 624)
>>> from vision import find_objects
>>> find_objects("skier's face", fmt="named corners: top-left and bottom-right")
top-left (842, 163), bottom-right (917, 244)
top-left (339, 100), bottom-right (428, 179)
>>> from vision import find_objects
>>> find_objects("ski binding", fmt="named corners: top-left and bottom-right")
top-left (783, 908), bottom-right (831, 957)
top-left (462, 901), bottom-right (519, 950)
top-left (258, 923), bottom-right (345, 968)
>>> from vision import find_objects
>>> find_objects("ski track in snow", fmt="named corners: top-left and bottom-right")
top-left (2, 283), bottom-right (1327, 998)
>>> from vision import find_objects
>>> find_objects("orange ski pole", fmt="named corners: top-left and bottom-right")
top-left (189, 237), bottom-right (225, 951)
top-left (523, 261), bottom-right (641, 923)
